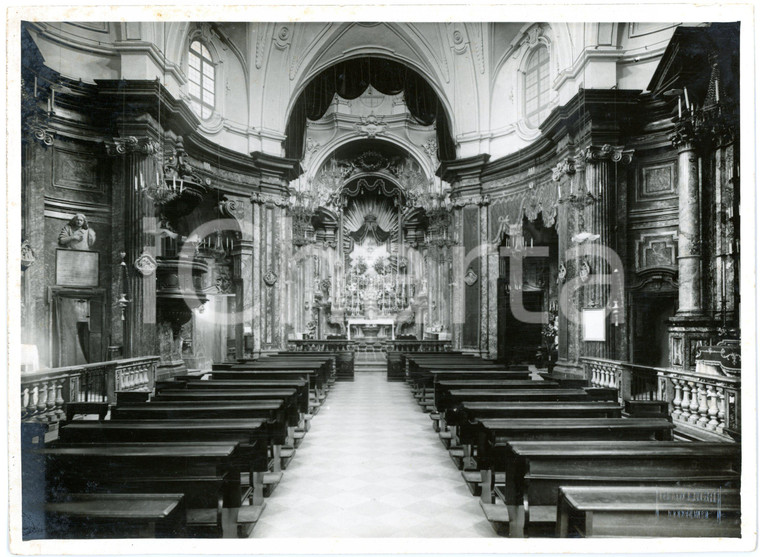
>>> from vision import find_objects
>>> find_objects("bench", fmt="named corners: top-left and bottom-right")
top-left (37, 441), bottom-right (242, 537)
top-left (556, 485), bottom-right (740, 538)
top-left (500, 440), bottom-right (740, 537)
top-left (45, 493), bottom-right (186, 538)
top-left (474, 418), bottom-right (676, 506)
top-left (58, 419), bottom-right (269, 507)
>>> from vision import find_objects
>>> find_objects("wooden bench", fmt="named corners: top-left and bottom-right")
top-left (109, 400), bottom-right (293, 473)
top-left (45, 493), bottom-right (187, 538)
top-left (474, 418), bottom-right (676, 506)
top-left (556, 485), bottom-right (740, 538)
top-left (499, 440), bottom-right (740, 537)
top-left (168, 378), bottom-right (310, 415)
top-left (37, 441), bottom-right (242, 537)
top-left (58, 419), bottom-right (270, 508)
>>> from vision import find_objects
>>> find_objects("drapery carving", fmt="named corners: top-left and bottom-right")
top-left (488, 180), bottom-right (558, 244)
top-left (285, 57), bottom-right (455, 160)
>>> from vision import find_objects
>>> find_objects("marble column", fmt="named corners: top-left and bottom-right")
top-left (478, 195), bottom-right (491, 358)
top-left (106, 135), bottom-right (160, 358)
top-left (670, 130), bottom-right (703, 317)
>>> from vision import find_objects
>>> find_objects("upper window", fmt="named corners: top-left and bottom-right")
top-left (524, 45), bottom-right (550, 128)
top-left (188, 40), bottom-right (215, 119)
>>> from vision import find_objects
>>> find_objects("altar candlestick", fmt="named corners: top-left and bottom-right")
top-left (678, 97), bottom-right (682, 119)
top-left (557, 181), bottom-right (561, 199)
top-left (683, 87), bottom-right (690, 110)
top-left (715, 80), bottom-right (720, 103)
top-left (172, 175), bottom-right (176, 191)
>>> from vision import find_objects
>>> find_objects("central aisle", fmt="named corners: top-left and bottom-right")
top-left (253, 372), bottom-right (500, 538)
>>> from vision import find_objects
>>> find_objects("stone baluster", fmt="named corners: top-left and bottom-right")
top-left (44, 380), bottom-right (57, 422)
top-left (35, 380), bottom-right (48, 421)
top-left (716, 388), bottom-right (726, 433)
top-left (679, 381), bottom-right (691, 421)
top-left (706, 384), bottom-right (719, 431)
top-left (687, 381), bottom-right (700, 424)
top-left (696, 383), bottom-right (709, 428)
top-left (21, 387), bottom-right (30, 419)
top-left (54, 378), bottom-right (65, 421)
top-left (671, 378), bottom-right (682, 419)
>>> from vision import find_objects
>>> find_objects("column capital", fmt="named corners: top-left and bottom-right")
top-left (551, 157), bottom-right (576, 181)
top-left (579, 144), bottom-right (634, 165)
top-left (106, 136), bottom-right (160, 157)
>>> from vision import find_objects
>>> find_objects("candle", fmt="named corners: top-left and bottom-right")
top-left (678, 97), bottom-right (682, 119)
top-left (721, 259), bottom-right (726, 301)
top-left (134, 175), bottom-right (138, 191)
top-left (172, 175), bottom-right (176, 191)
top-left (683, 87), bottom-right (690, 110)
top-left (557, 181), bottom-right (561, 199)
top-left (180, 180), bottom-right (184, 194)
top-left (139, 171), bottom-right (144, 188)
top-left (33, 77), bottom-right (37, 98)
top-left (715, 80), bottom-right (720, 103)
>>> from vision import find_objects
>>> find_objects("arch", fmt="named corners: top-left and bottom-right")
top-left (306, 135), bottom-right (436, 186)
top-left (285, 23), bottom-right (454, 133)
top-left (284, 56), bottom-right (455, 163)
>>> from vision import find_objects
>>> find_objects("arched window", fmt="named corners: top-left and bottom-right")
top-left (524, 45), bottom-right (550, 128)
top-left (188, 40), bottom-right (215, 119)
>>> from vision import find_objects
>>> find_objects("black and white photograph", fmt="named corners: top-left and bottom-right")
top-left (5, 3), bottom-right (757, 554)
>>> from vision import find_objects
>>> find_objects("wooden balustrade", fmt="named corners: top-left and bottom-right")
top-left (20, 356), bottom-right (159, 425)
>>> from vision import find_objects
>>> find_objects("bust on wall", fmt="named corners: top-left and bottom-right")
top-left (58, 213), bottom-right (96, 250)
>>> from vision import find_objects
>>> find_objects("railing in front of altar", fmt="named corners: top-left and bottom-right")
top-left (581, 356), bottom-right (740, 441)
top-left (286, 339), bottom-right (355, 381)
top-left (385, 340), bottom-right (453, 353)
top-left (20, 356), bottom-right (159, 424)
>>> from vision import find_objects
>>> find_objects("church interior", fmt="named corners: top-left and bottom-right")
top-left (15, 19), bottom-right (745, 543)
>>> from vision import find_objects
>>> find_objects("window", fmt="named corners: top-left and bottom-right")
top-left (524, 45), bottom-right (550, 128)
top-left (188, 40), bottom-right (215, 119)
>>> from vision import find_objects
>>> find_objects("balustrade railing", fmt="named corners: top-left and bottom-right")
top-left (20, 356), bottom-right (159, 425)
top-left (580, 356), bottom-right (739, 440)
top-left (287, 339), bottom-right (354, 352)
top-left (386, 340), bottom-right (452, 353)
top-left (657, 367), bottom-right (739, 440)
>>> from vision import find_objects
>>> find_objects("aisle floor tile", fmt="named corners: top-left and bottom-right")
top-left (252, 372), bottom-right (499, 538)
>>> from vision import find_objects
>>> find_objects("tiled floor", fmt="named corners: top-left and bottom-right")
top-left (253, 372), bottom-right (499, 538)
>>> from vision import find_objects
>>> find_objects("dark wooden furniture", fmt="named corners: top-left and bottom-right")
top-left (45, 493), bottom-right (187, 538)
top-left (499, 440), bottom-right (739, 537)
top-left (556, 485), bottom-right (740, 538)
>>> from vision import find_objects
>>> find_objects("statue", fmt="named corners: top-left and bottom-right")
top-left (58, 213), bottom-right (96, 250)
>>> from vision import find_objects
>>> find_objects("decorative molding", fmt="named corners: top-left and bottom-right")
top-left (557, 262), bottom-right (567, 284)
top-left (218, 196), bottom-right (246, 219)
top-left (263, 268), bottom-right (278, 287)
top-left (105, 136), bottom-right (160, 156)
top-left (134, 251), bottom-right (158, 277)
top-left (251, 191), bottom-right (289, 207)
top-left (579, 259), bottom-right (592, 283)
top-left (638, 163), bottom-right (676, 200)
top-left (464, 267), bottom-right (478, 286)
top-left (551, 158), bottom-right (576, 181)
top-left (21, 240), bottom-right (36, 270)
top-left (273, 25), bottom-right (292, 51)
top-left (635, 231), bottom-right (678, 271)
top-left (353, 114), bottom-right (388, 139)
top-left (581, 144), bottom-right (635, 165)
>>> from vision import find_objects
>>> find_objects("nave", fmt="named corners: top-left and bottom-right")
top-left (254, 372), bottom-right (499, 538)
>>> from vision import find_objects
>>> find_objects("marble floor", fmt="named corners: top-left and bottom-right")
top-left (253, 372), bottom-right (499, 538)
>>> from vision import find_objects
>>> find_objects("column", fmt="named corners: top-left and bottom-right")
top-left (478, 195), bottom-right (491, 358)
top-left (106, 135), bottom-right (160, 358)
top-left (670, 127), bottom-right (703, 316)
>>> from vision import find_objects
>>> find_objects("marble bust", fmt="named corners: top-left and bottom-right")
top-left (58, 213), bottom-right (96, 250)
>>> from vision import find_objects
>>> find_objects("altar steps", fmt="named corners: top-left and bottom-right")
top-left (354, 352), bottom-right (387, 373)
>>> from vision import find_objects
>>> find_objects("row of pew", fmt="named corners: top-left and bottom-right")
top-left (397, 351), bottom-right (741, 538)
top-left (24, 352), bottom-right (339, 539)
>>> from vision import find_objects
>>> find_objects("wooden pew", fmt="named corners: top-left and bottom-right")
top-left (498, 440), bottom-right (740, 537)
top-left (474, 418), bottom-right (676, 507)
top-left (45, 493), bottom-right (187, 538)
top-left (37, 441), bottom-right (243, 537)
top-left (110, 400), bottom-right (293, 473)
top-left (556, 485), bottom-right (740, 538)
top-left (168, 378), bottom-right (310, 415)
top-left (58, 418), bottom-right (270, 509)
top-left (210, 368), bottom-right (325, 404)
top-left (388, 350), bottom-right (464, 382)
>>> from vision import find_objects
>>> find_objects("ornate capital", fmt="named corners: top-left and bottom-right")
top-left (551, 158), bottom-right (576, 182)
top-left (106, 136), bottom-right (160, 156)
top-left (581, 144), bottom-right (634, 165)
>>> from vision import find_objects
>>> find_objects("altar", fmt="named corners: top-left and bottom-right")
top-left (346, 318), bottom-right (396, 340)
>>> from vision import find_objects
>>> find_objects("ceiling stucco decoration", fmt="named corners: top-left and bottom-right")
top-left (354, 115), bottom-right (389, 139)
top-left (449, 25), bottom-right (469, 55)
top-left (273, 25), bottom-right (292, 50)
